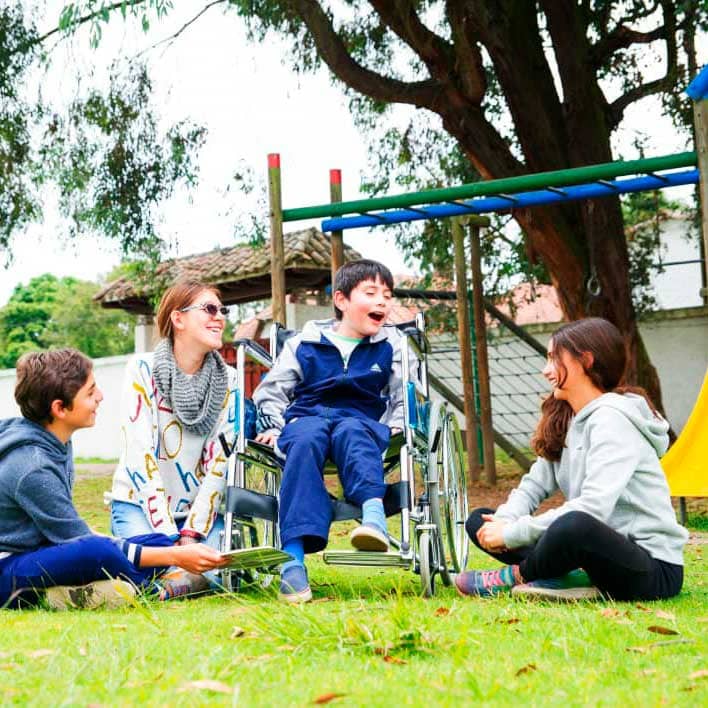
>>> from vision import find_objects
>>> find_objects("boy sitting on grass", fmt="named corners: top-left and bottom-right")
top-left (0, 349), bottom-right (228, 610)
top-left (253, 259), bottom-right (407, 603)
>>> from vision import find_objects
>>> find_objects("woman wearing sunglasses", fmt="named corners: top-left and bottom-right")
top-left (109, 279), bottom-right (237, 599)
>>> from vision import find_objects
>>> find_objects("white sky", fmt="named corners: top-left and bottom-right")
top-left (1, 2), bottom-right (702, 306)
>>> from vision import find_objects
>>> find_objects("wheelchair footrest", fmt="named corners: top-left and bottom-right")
top-left (321, 550), bottom-right (411, 568)
top-left (221, 546), bottom-right (292, 570)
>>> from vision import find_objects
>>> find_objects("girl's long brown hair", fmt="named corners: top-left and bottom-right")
top-left (531, 317), bottom-right (658, 461)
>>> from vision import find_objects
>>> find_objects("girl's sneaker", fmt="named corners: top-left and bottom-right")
top-left (157, 569), bottom-right (210, 601)
top-left (454, 566), bottom-right (517, 597)
top-left (511, 570), bottom-right (601, 602)
top-left (45, 579), bottom-right (135, 610)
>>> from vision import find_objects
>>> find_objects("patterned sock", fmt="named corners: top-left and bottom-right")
top-left (361, 498), bottom-right (387, 535)
top-left (282, 538), bottom-right (305, 565)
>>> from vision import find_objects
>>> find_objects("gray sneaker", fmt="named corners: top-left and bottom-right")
top-left (511, 570), bottom-right (602, 602)
top-left (45, 579), bottom-right (136, 610)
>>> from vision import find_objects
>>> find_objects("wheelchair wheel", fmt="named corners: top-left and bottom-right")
top-left (230, 463), bottom-right (280, 589)
top-left (442, 412), bottom-right (469, 573)
top-left (418, 530), bottom-right (436, 598)
top-left (429, 407), bottom-right (469, 585)
top-left (427, 402), bottom-right (452, 585)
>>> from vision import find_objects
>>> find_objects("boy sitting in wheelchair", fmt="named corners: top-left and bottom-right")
top-left (253, 259), bottom-right (406, 603)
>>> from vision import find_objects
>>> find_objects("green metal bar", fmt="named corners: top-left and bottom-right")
top-left (282, 151), bottom-right (696, 222)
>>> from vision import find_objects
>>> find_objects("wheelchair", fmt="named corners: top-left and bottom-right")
top-left (217, 313), bottom-right (469, 597)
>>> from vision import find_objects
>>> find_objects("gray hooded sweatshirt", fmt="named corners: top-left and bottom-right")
top-left (496, 393), bottom-right (687, 566)
top-left (0, 417), bottom-right (90, 556)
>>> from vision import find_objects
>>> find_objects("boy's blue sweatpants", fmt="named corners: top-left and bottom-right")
top-left (277, 414), bottom-right (390, 554)
top-left (0, 533), bottom-right (173, 609)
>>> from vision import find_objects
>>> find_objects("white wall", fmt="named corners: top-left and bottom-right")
top-left (651, 218), bottom-right (704, 311)
top-left (0, 354), bottom-right (132, 460)
top-left (640, 310), bottom-right (708, 430)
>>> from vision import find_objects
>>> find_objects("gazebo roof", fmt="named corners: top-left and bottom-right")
top-left (94, 228), bottom-right (360, 315)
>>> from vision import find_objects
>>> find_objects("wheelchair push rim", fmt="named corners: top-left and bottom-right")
top-left (427, 402), bottom-right (469, 585)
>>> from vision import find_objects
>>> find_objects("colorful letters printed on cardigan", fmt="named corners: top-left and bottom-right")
top-left (111, 353), bottom-right (237, 537)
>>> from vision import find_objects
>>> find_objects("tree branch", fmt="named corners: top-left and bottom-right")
top-left (287, 0), bottom-right (439, 109)
top-left (609, 75), bottom-right (675, 129)
top-left (34, 0), bottom-right (147, 47)
top-left (367, 0), bottom-right (454, 81)
top-left (608, 0), bottom-right (679, 129)
top-left (137, 0), bottom-right (228, 56)
top-left (445, 0), bottom-right (486, 103)
top-left (591, 24), bottom-right (666, 67)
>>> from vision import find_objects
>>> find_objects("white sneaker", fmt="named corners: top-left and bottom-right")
top-left (45, 579), bottom-right (136, 610)
top-left (350, 524), bottom-right (389, 552)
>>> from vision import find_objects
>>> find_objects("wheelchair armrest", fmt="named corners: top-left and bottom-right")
top-left (234, 339), bottom-right (272, 368)
top-left (244, 439), bottom-right (281, 460)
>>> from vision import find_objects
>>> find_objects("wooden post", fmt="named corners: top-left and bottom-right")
top-left (693, 99), bottom-right (708, 304)
top-left (468, 221), bottom-right (497, 485)
top-left (451, 217), bottom-right (481, 483)
top-left (329, 169), bottom-right (344, 288)
top-left (268, 153), bottom-right (286, 325)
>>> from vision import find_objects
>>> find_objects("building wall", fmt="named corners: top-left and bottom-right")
top-left (0, 308), bottom-right (705, 460)
top-left (0, 353), bottom-right (132, 461)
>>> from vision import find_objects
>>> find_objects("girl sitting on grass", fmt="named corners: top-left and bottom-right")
top-left (455, 317), bottom-right (688, 602)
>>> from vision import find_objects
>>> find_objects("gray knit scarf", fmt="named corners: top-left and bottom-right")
top-left (152, 338), bottom-right (229, 437)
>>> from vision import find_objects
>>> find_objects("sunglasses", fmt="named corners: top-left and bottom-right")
top-left (179, 303), bottom-right (230, 317)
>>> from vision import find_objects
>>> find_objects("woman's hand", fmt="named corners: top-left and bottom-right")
top-left (172, 544), bottom-right (230, 574)
top-left (255, 430), bottom-right (279, 447)
top-left (476, 513), bottom-right (509, 553)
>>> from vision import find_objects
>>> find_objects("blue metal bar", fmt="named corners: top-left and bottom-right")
top-left (686, 65), bottom-right (708, 101)
top-left (321, 169), bottom-right (699, 232)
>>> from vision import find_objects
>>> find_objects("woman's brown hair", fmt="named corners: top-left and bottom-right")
top-left (156, 279), bottom-right (221, 342)
top-left (531, 317), bottom-right (658, 461)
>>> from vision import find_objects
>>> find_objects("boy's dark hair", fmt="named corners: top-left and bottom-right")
top-left (15, 349), bottom-right (93, 424)
top-left (333, 259), bottom-right (394, 320)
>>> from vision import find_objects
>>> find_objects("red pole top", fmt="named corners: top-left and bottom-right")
top-left (330, 169), bottom-right (342, 185)
top-left (268, 153), bottom-right (281, 169)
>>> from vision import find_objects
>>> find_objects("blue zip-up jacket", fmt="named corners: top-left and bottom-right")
top-left (0, 417), bottom-right (91, 555)
top-left (253, 319), bottom-right (407, 434)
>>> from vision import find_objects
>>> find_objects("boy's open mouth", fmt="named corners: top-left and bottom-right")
top-left (368, 312), bottom-right (384, 323)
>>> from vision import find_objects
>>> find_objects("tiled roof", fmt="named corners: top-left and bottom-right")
top-left (95, 228), bottom-right (360, 314)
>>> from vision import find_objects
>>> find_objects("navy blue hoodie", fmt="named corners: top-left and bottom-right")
top-left (0, 417), bottom-right (90, 554)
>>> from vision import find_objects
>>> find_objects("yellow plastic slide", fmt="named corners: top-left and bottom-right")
top-left (661, 368), bottom-right (708, 497)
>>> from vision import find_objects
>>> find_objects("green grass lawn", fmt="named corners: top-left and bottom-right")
top-left (1, 475), bottom-right (706, 706)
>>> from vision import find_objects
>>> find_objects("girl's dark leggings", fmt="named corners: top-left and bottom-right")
top-left (466, 508), bottom-right (683, 601)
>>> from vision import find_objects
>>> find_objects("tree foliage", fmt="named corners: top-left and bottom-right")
top-left (0, 273), bottom-right (134, 367)
top-left (0, 1), bottom-right (205, 263)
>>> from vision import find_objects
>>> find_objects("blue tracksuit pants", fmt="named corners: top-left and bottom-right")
top-left (277, 414), bottom-right (390, 553)
top-left (0, 533), bottom-right (173, 609)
